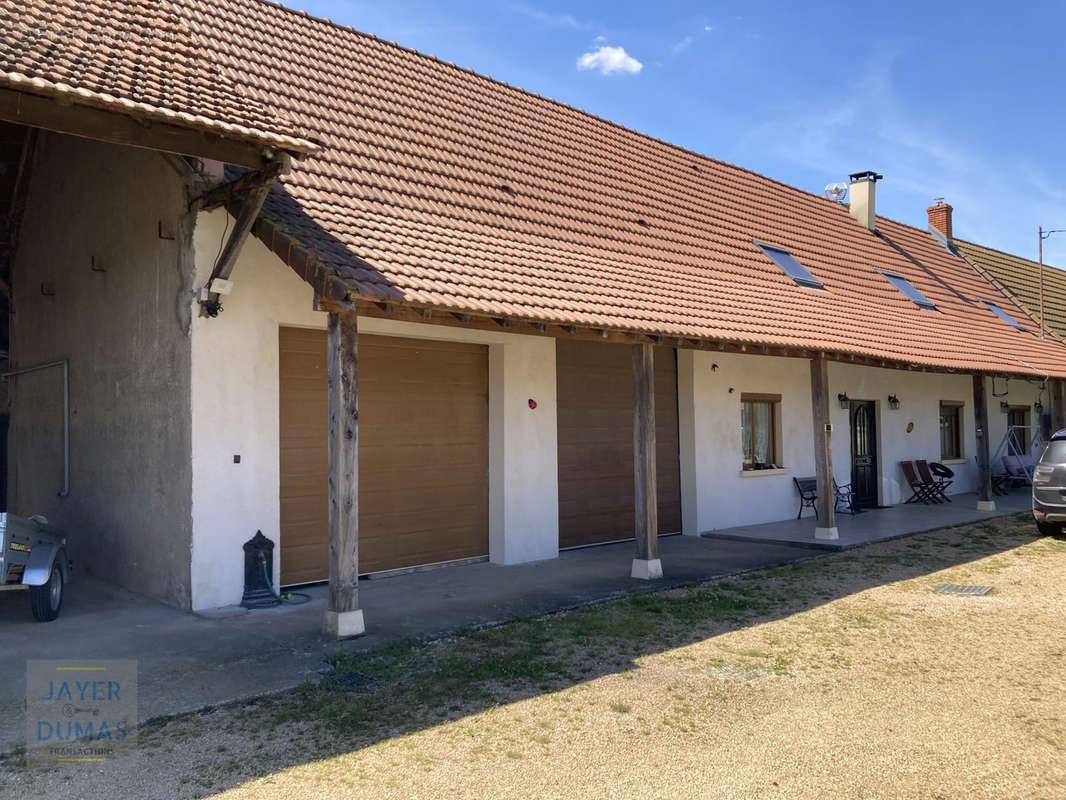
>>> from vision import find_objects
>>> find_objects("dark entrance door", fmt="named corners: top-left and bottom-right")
top-left (850, 400), bottom-right (878, 509)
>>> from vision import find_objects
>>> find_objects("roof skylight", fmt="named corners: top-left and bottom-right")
top-left (982, 299), bottom-right (1024, 330)
top-left (880, 272), bottom-right (936, 310)
top-left (755, 243), bottom-right (823, 289)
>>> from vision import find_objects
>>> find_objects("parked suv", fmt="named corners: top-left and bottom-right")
top-left (1033, 429), bottom-right (1066, 537)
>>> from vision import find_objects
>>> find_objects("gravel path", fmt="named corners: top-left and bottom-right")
top-left (3, 514), bottom-right (1064, 799)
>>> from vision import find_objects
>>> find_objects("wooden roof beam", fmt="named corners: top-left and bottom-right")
top-left (0, 86), bottom-right (282, 170)
top-left (199, 152), bottom-right (292, 316)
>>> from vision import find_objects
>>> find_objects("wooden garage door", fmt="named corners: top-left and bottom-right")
top-left (556, 340), bottom-right (681, 549)
top-left (279, 328), bottom-right (489, 584)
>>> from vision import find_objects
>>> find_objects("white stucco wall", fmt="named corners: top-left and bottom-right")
top-left (828, 363), bottom-right (975, 506)
top-left (187, 214), bottom-right (1047, 607)
top-left (190, 210), bottom-right (558, 610)
top-left (679, 350), bottom-right (816, 532)
top-left (679, 351), bottom-right (1045, 534)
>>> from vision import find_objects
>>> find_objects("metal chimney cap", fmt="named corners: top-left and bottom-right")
top-left (848, 170), bottom-right (883, 183)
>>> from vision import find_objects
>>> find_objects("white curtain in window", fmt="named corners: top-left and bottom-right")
top-left (753, 402), bottom-right (771, 464)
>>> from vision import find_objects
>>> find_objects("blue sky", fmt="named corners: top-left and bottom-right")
top-left (292, 0), bottom-right (1066, 267)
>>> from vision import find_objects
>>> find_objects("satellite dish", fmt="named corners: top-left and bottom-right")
top-left (824, 182), bottom-right (848, 203)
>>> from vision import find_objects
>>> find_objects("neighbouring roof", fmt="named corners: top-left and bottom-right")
top-left (13, 0), bottom-right (1066, 379)
top-left (955, 238), bottom-right (1066, 343)
top-left (0, 0), bottom-right (317, 155)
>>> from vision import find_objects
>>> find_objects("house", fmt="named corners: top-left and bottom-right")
top-left (3, 0), bottom-right (1066, 638)
top-left (950, 223), bottom-right (1066, 345)
top-left (926, 200), bottom-right (1066, 445)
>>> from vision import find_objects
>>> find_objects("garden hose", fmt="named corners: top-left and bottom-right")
top-left (261, 559), bottom-right (311, 605)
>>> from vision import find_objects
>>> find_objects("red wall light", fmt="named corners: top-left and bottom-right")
top-left (528, 398), bottom-right (537, 410)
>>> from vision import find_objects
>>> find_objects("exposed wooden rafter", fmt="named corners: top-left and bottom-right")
top-left (199, 153), bottom-right (291, 314)
top-left (190, 155), bottom-right (290, 213)
top-left (0, 87), bottom-right (282, 170)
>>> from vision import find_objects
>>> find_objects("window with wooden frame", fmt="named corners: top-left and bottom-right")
top-left (741, 393), bottom-right (782, 470)
top-left (939, 401), bottom-right (963, 460)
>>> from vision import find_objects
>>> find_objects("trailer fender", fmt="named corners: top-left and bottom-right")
top-left (23, 544), bottom-right (63, 587)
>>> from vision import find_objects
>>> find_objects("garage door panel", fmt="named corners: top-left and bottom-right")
top-left (282, 543), bottom-right (328, 585)
top-left (279, 329), bottom-right (489, 584)
top-left (557, 340), bottom-right (681, 549)
top-left (361, 484), bottom-right (487, 514)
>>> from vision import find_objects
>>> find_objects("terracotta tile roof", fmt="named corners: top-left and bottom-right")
top-left (0, 0), bottom-right (317, 154)
top-left (64, 0), bottom-right (1066, 378)
top-left (955, 238), bottom-right (1066, 343)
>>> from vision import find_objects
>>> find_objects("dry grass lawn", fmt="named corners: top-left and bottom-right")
top-left (3, 513), bottom-right (1065, 799)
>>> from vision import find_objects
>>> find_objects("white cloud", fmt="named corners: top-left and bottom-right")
top-left (594, 34), bottom-right (606, 42)
top-left (704, 25), bottom-right (713, 31)
top-left (576, 45), bottom-right (643, 76)
top-left (671, 35), bottom-right (694, 55)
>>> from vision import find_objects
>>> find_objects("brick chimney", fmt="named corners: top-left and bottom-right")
top-left (927, 198), bottom-right (953, 243)
top-left (848, 171), bottom-right (882, 231)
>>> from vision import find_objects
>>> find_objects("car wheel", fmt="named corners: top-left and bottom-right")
top-left (1036, 520), bottom-right (1064, 538)
top-left (30, 563), bottom-right (63, 622)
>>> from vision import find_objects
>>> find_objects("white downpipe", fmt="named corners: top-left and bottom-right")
top-left (1, 360), bottom-right (70, 497)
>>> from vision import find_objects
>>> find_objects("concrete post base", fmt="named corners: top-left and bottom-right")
top-left (631, 558), bottom-right (663, 580)
top-left (815, 526), bottom-right (840, 540)
top-left (976, 500), bottom-right (997, 512)
top-left (323, 608), bottom-right (365, 639)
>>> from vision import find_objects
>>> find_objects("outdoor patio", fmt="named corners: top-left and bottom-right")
top-left (0, 490), bottom-right (1033, 747)
top-left (704, 489), bottom-right (1031, 550)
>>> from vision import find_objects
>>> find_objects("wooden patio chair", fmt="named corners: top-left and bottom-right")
top-left (917, 459), bottom-right (952, 503)
top-left (900, 461), bottom-right (938, 504)
top-left (793, 476), bottom-right (818, 519)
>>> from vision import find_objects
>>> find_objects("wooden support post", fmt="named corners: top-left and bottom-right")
top-left (1052, 379), bottom-right (1066, 436)
top-left (207, 161), bottom-right (287, 286)
top-left (632, 343), bottom-right (662, 579)
top-left (973, 374), bottom-right (996, 511)
top-left (323, 310), bottom-right (365, 638)
top-left (810, 355), bottom-right (838, 539)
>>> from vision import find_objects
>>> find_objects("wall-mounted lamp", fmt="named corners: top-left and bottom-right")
top-left (837, 392), bottom-right (850, 409)
top-left (1000, 401), bottom-right (1010, 413)
top-left (887, 394), bottom-right (900, 410)
top-left (1034, 400), bottom-right (1044, 413)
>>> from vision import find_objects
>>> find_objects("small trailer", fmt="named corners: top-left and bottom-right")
top-left (0, 513), bottom-right (72, 621)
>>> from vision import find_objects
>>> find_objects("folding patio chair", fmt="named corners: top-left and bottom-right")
top-left (900, 461), bottom-right (938, 504)
top-left (916, 459), bottom-right (952, 503)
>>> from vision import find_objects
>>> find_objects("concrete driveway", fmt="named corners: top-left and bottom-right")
top-left (0, 534), bottom-right (810, 749)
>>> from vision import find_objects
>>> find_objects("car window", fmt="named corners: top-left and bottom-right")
top-left (1041, 441), bottom-right (1066, 464)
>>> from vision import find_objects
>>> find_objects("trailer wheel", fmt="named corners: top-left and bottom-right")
top-left (30, 563), bottom-right (63, 622)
